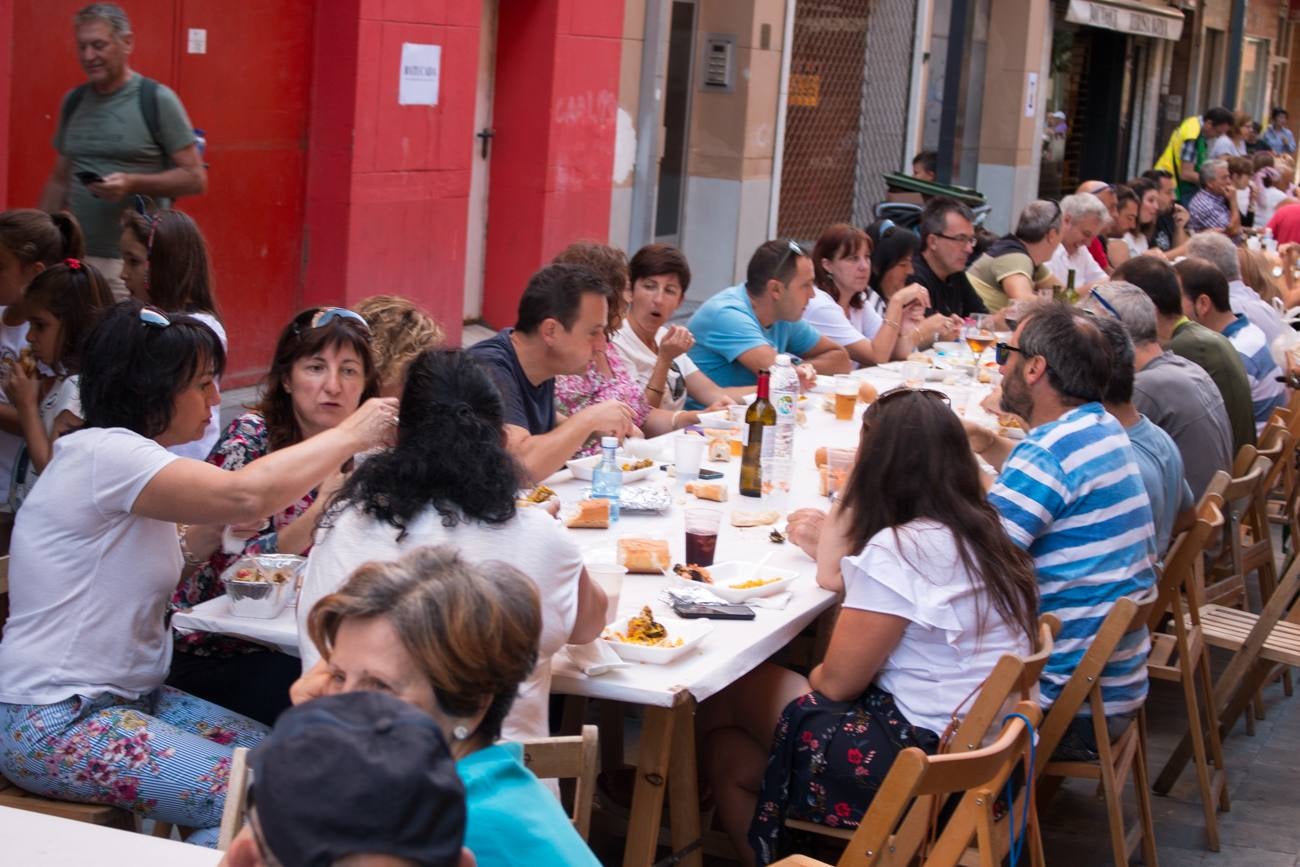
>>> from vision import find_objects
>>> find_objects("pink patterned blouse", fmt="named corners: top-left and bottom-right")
top-left (555, 350), bottom-right (652, 456)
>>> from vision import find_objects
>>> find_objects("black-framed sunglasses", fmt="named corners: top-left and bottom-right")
top-left (1089, 288), bottom-right (1123, 321)
top-left (994, 341), bottom-right (1024, 365)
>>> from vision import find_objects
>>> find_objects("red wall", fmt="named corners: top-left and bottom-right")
top-left (482, 0), bottom-right (625, 328)
top-left (5, 0), bottom-right (314, 387)
top-left (303, 0), bottom-right (481, 349)
top-left (0, 0), bottom-right (12, 208)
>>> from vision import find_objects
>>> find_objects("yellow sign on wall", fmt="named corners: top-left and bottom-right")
top-left (790, 73), bottom-right (821, 108)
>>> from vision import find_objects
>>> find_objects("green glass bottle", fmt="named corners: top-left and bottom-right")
top-left (740, 370), bottom-right (776, 498)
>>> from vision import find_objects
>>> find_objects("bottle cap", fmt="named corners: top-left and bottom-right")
top-left (601, 436), bottom-right (619, 449)
top-left (775, 353), bottom-right (791, 366)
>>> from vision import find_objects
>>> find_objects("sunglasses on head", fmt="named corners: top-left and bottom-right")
top-left (771, 239), bottom-right (807, 282)
top-left (139, 307), bottom-right (170, 328)
top-left (298, 307), bottom-right (371, 335)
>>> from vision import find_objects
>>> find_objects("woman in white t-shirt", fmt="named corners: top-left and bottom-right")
top-left (697, 388), bottom-right (1040, 865)
top-left (299, 349), bottom-right (608, 742)
top-left (802, 224), bottom-right (927, 369)
top-left (610, 243), bottom-right (747, 412)
top-left (0, 302), bottom-right (398, 847)
top-left (120, 206), bottom-right (226, 460)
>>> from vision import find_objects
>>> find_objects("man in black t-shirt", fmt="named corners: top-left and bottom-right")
top-left (910, 197), bottom-right (986, 328)
top-left (1141, 169), bottom-right (1190, 254)
top-left (467, 263), bottom-right (637, 483)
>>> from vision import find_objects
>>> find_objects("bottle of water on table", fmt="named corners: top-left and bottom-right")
top-left (591, 436), bottom-right (622, 521)
top-left (770, 354), bottom-right (800, 461)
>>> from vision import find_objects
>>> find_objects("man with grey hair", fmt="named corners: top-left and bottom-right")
top-left (1186, 159), bottom-right (1240, 236)
top-left (966, 199), bottom-right (1062, 312)
top-left (1185, 231), bottom-right (1288, 348)
top-left (1045, 193), bottom-right (1109, 291)
top-left (39, 3), bottom-right (206, 297)
top-left (1081, 281), bottom-right (1233, 499)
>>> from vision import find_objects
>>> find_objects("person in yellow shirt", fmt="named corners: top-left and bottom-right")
top-left (1155, 107), bottom-right (1234, 204)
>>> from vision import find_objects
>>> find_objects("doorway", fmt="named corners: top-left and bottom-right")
top-left (654, 0), bottom-right (697, 244)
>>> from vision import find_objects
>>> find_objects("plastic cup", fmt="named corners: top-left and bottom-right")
top-left (826, 448), bottom-right (856, 499)
top-left (761, 457), bottom-right (792, 511)
top-left (586, 561), bottom-right (627, 625)
top-left (683, 508), bottom-right (722, 566)
top-left (674, 434), bottom-right (706, 484)
top-left (833, 374), bottom-right (857, 420)
top-left (902, 361), bottom-right (925, 388)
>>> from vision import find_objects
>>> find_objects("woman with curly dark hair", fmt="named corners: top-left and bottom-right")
top-left (298, 349), bottom-right (607, 742)
top-left (167, 306), bottom-right (380, 724)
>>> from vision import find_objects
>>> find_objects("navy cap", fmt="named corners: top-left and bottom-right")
top-left (248, 691), bottom-right (466, 867)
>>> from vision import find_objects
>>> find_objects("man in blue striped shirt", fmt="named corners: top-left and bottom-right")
top-left (1174, 256), bottom-right (1286, 435)
top-left (966, 303), bottom-right (1157, 760)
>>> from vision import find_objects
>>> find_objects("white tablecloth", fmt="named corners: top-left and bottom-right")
top-left (173, 362), bottom-right (998, 709)
top-left (0, 805), bottom-right (221, 865)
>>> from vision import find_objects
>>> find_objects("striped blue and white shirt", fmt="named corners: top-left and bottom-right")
top-left (1222, 314), bottom-right (1286, 434)
top-left (988, 403), bottom-right (1157, 718)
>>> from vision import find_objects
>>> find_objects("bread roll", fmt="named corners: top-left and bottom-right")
top-left (685, 481), bottom-right (728, 502)
top-left (565, 498), bottom-right (610, 529)
top-left (858, 381), bottom-right (878, 404)
top-left (617, 538), bottom-right (671, 573)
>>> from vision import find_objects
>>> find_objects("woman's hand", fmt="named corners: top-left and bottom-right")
top-left (657, 325), bottom-right (694, 361)
top-left (3, 359), bottom-right (39, 411)
top-left (289, 660), bottom-right (333, 706)
top-left (795, 363), bottom-right (818, 392)
top-left (785, 508), bottom-right (827, 559)
top-left (1173, 203), bottom-right (1190, 230)
top-left (336, 397), bottom-right (400, 451)
top-left (703, 396), bottom-right (736, 411)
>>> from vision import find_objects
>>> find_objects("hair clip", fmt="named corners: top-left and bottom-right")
top-left (65, 258), bottom-right (82, 270)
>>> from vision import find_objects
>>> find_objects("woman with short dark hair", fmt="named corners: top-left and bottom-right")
top-left (0, 301), bottom-right (396, 846)
top-left (298, 349), bottom-right (607, 743)
top-left (295, 544), bottom-right (602, 866)
top-left (167, 306), bottom-right (381, 724)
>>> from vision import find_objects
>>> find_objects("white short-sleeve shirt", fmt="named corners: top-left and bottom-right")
top-left (801, 288), bottom-right (883, 369)
top-left (0, 427), bottom-right (181, 705)
top-left (300, 504), bottom-right (584, 743)
top-left (610, 321), bottom-right (699, 412)
top-left (1046, 242), bottom-right (1107, 289)
top-left (840, 519), bottom-right (1031, 734)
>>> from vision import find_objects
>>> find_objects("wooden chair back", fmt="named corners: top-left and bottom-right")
top-left (822, 701), bottom-right (1042, 867)
top-left (217, 747), bottom-right (251, 850)
top-left (1034, 588), bottom-right (1158, 763)
top-left (1208, 455), bottom-right (1275, 609)
top-left (1151, 493), bottom-right (1224, 636)
top-left (519, 724), bottom-right (599, 840)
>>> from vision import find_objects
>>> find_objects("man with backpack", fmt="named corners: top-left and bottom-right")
top-left (38, 3), bottom-right (206, 297)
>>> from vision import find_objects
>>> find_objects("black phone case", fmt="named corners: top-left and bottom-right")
top-left (672, 601), bottom-right (756, 620)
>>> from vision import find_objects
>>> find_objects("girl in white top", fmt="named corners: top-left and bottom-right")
top-left (698, 388), bottom-right (1040, 866)
top-left (4, 260), bottom-right (115, 509)
top-left (610, 243), bottom-right (747, 412)
top-left (802, 223), bottom-right (927, 369)
top-left (299, 349), bottom-right (608, 743)
top-left (120, 206), bottom-right (227, 460)
top-left (0, 302), bottom-right (398, 847)
top-left (0, 209), bottom-right (84, 514)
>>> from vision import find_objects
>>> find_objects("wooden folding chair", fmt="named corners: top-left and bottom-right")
top-left (520, 724), bottom-right (599, 840)
top-left (0, 554), bottom-right (137, 832)
top-left (769, 701), bottom-right (1043, 867)
top-left (1146, 492), bottom-right (1229, 851)
top-left (1034, 588), bottom-right (1161, 867)
top-left (1205, 454), bottom-right (1276, 612)
top-left (783, 617), bottom-right (1058, 858)
top-left (217, 746), bottom-right (251, 850)
top-left (1162, 548), bottom-right (1300, 790)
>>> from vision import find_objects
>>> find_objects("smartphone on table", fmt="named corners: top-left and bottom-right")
top-left (672, 601), bottom-right (756, 620)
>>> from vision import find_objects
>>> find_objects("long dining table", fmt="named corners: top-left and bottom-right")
top-left (172, 347), bottom-right (1002, 867)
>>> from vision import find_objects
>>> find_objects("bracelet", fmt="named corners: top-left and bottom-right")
top-left (177, 524), bottom-right (206, 566)
top-left (671, 410), bottom-right (684, 428)
top-left (883, 319), bottom-right (901, 330)
top-left (647, 385), bottom-right (664, 395)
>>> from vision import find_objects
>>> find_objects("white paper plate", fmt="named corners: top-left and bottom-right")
top-left (664, 561), bottom-right (798, 603)
top-left (566, 452), bottom-right (657, 482)
top-left (601, 613), bottom-right (711, 664)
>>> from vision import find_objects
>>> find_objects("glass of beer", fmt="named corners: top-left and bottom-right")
top-left (833, 374), bottom-right (857, 420)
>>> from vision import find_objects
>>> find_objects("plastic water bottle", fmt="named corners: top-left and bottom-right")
top-left (770, 354), bottom-right (800, 461)
top-left (591, 436), bottom-right (622, 521)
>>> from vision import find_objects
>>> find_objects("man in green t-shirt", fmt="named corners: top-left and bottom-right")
top-left (38, 3), bottom-right (206, 297)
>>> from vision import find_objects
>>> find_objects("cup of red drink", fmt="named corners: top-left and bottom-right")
top-left (683, 508), bottom-right (722, 567)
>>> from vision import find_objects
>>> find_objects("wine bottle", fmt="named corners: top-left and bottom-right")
top-left (740, 370), bottom-right (776, 498)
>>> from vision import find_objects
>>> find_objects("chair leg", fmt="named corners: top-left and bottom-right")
top-left (1179, 662), bottom-right (1221, 851)
top-left (1131, 720), bottom-right (1159, 867)
top-left (1196, 649), bottom-right (1231, 814)
top-left (1093, 722), bottom-right (1130, 867)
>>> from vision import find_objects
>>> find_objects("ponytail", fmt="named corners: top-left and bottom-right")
top-left (0, 209), bottom-right (85, 267)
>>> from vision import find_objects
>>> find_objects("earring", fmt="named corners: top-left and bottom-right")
top-left (452, 725), bottom-right (469, 741)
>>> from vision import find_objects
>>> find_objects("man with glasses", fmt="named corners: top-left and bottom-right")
top-left (687, 239), bottom-right (850, 390)
top-left (218, 691), bottom-right (475, 867)
top-left (910, 197), bottom-right (987, 321)
top-left (965, 303), bottom-right (1158, 760)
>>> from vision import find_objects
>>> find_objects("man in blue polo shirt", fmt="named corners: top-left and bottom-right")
top-left (964, 303), bottom-right (1158, 760)
top-left (687, 240), bottom-right (849, 391)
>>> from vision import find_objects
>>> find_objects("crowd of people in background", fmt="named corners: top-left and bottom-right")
top-left (4, 4), bottom-right (1300, 866)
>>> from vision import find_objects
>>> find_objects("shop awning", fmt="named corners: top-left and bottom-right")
top-left (1065, 0), bottom-right (1185, 41)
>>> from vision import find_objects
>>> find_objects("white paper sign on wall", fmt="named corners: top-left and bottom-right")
top-left (187, 28), bottom-right (207, 54)
top-left (1025, 72), bottom-right (1038, 119)
top-left (399, 43), bottom-right (441, 106)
